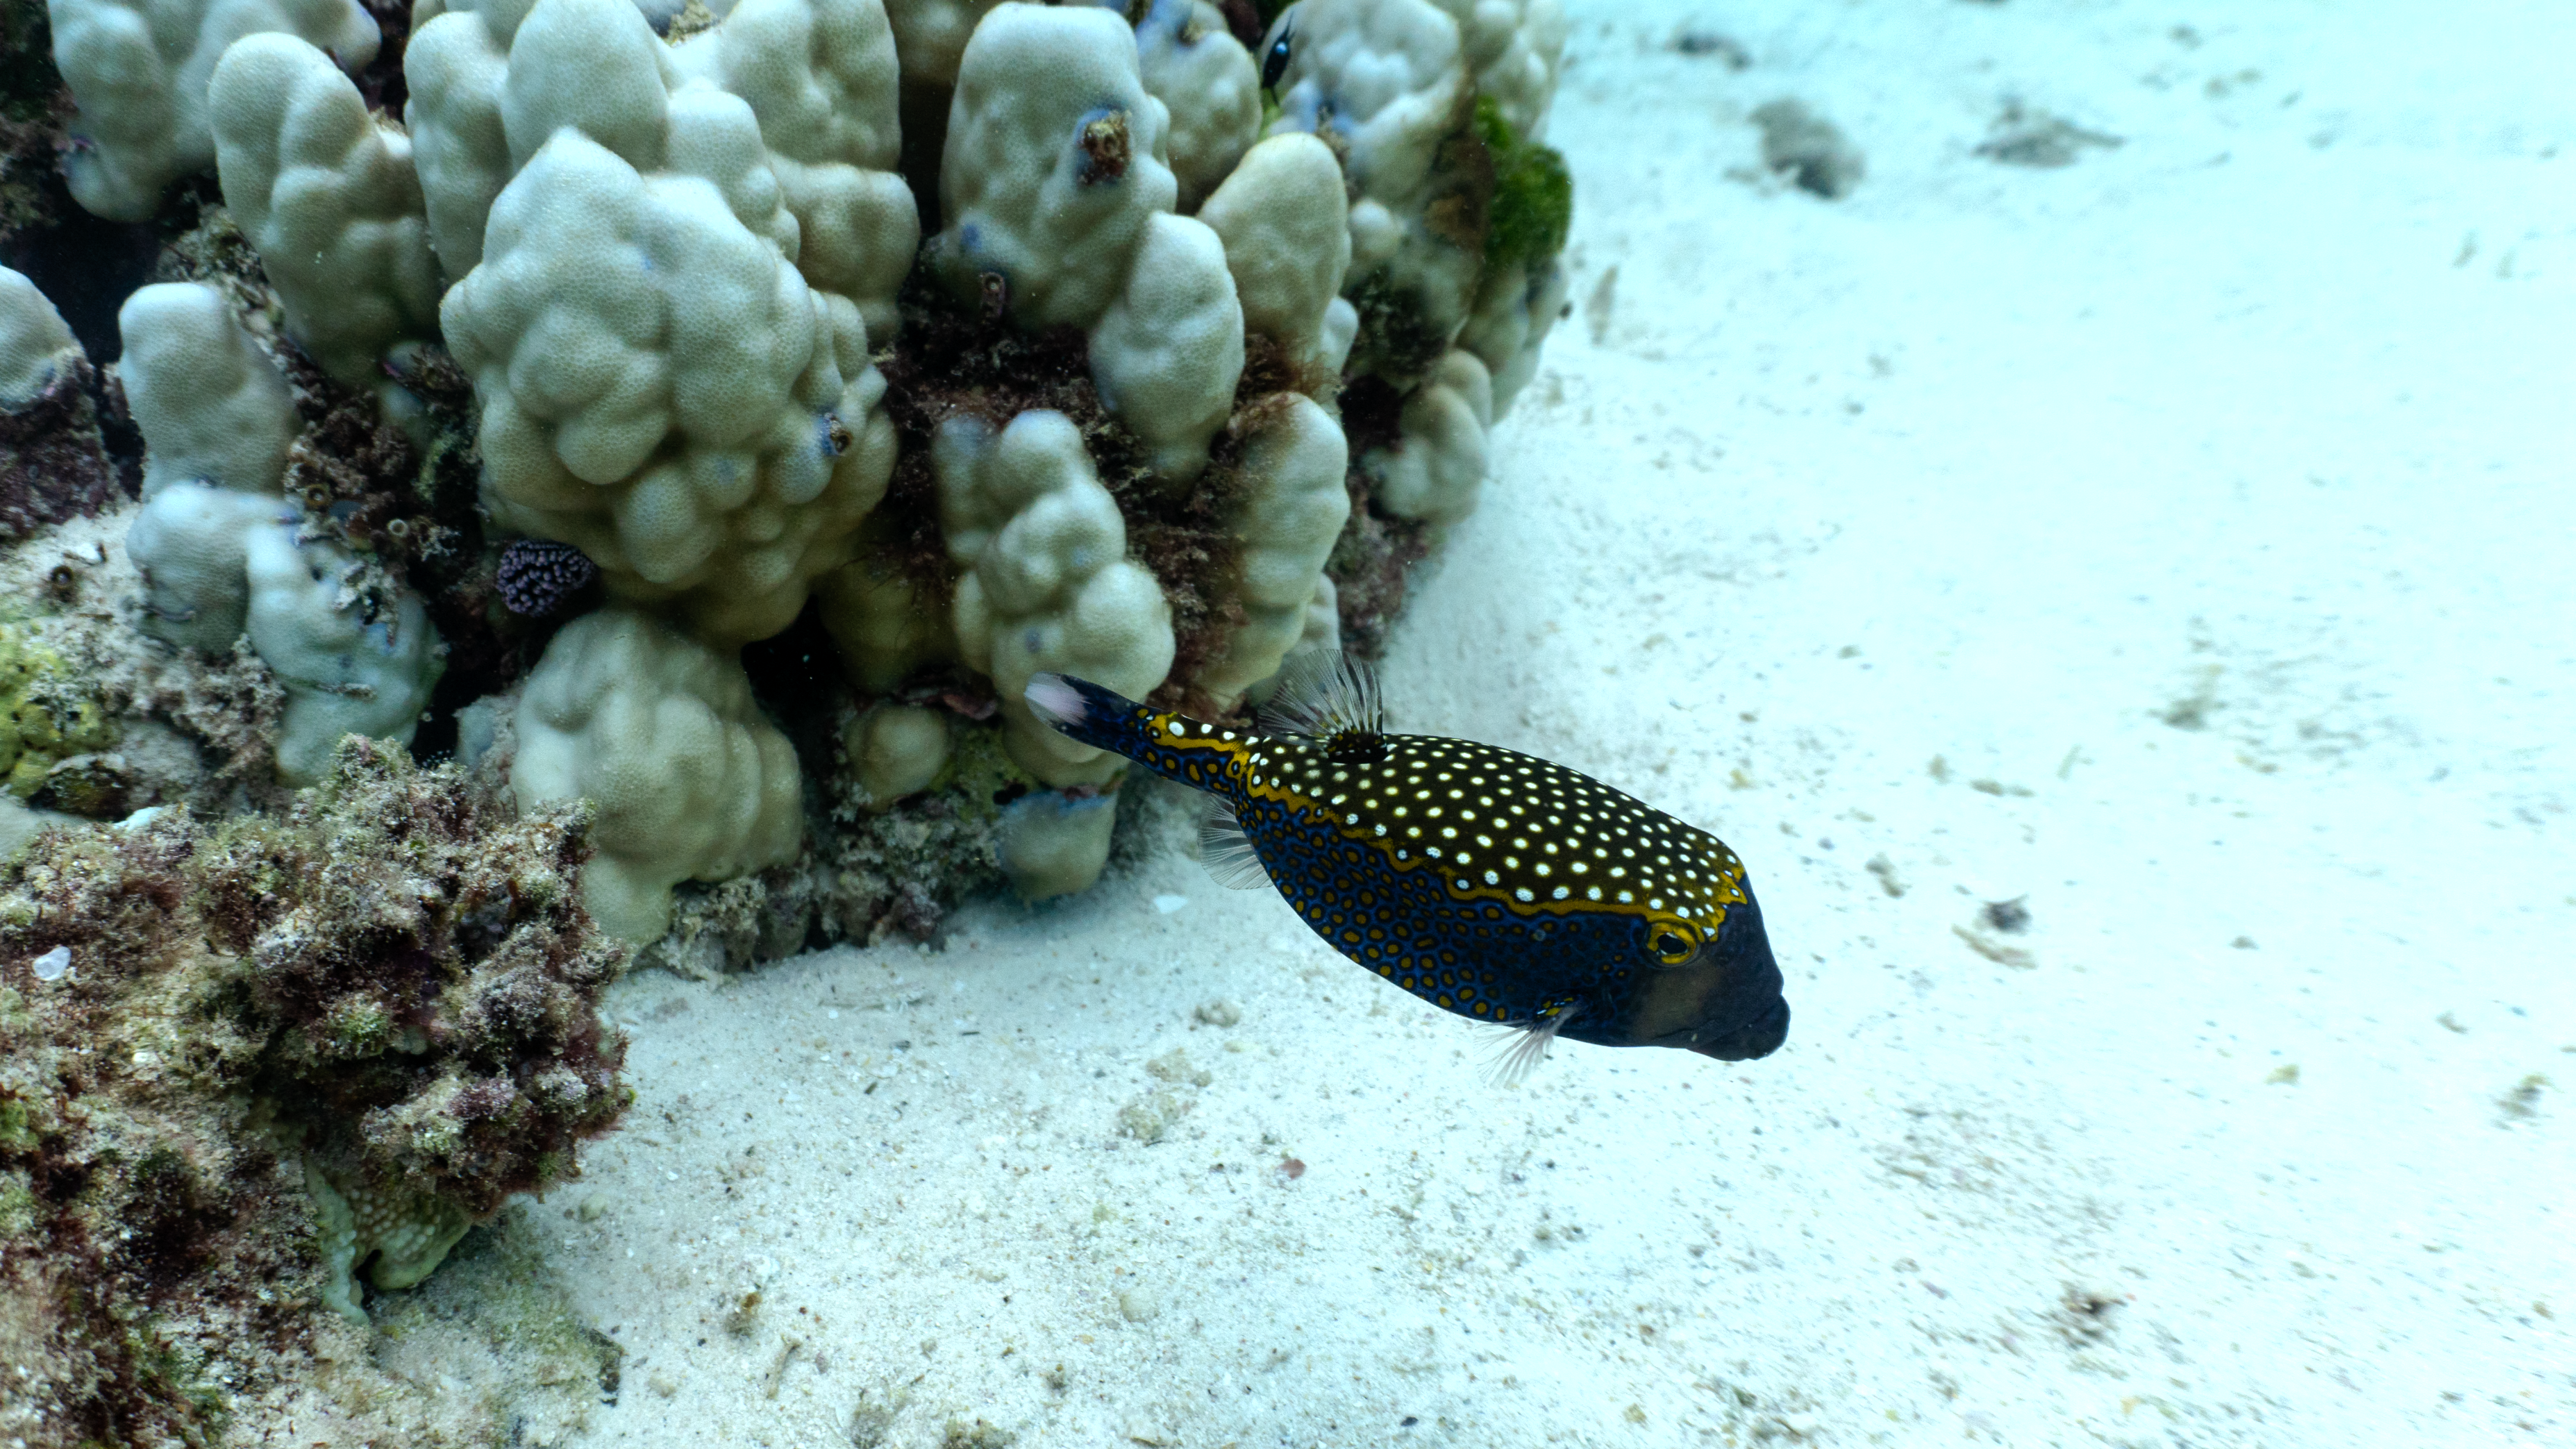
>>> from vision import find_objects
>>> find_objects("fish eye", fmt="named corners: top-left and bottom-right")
top-left (1649, 924), bottom-right (1700, 966)
top-left (1262, 22), bottom-right (1295, 91)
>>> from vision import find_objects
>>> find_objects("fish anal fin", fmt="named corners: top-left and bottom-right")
top-left (1255, 648), bottom-right (1385, 746)
top-left (1197, 797), bottom-right (1271, 890)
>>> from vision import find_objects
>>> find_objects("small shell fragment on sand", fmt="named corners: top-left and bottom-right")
top-left (1952, 924), bottom-right (2036, 969)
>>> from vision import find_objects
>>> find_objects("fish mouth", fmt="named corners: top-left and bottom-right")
top-left (1687, 996), bottom-right (1790, 1062)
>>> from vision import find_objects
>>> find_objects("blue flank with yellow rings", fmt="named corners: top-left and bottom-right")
top-left (1025, 653), bottom-right (1791, 1072)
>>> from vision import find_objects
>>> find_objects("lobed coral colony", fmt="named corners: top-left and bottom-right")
top-left (0, 0), bottom-right (1571, 1439)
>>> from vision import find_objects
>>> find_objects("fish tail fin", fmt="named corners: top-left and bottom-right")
top-left (1023, 672), bottom-right (1123, 739)
top-left (1025, 673), bottom-right (1244, 794)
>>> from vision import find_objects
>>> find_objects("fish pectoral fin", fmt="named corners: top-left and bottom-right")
top-left (1196, 796), bottom-right (1271, 890)
top-left (1254, 648), bottom-right (1385, 746)
top-left (1482, 998), bottom-right (1582, 1088)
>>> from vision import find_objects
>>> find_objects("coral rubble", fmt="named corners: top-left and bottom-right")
top-left (0, 738), bottom-right (626, 1446)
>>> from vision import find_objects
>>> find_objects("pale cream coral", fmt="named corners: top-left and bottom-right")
top-left (1293, 571), bottom-right (1341, 655)
top-left (208, 33), bottom-right (442, 387)
top-left (400, 0), bottom-right (522, 280)
top-left (1133, 0), bottom-right (1258, 212)
top-left (510, 608), bottom-right (804, 942)
top-left (995, 785), bottom-right (1119, 901)
top-left (936, 6), bottom-right (1248, 483)
top-left (1193, 394), bottom-right (1349, 705)
top-left (306, 1159), bottom-right (474, 1321)
top-left (1242, 572), bottom-right (1341, 710)
top-left (938, 409), bottom-right (1174, 787)
top-left (440, 127), bottom-right (896, 644)
top-left (126, 482), bottom-right (294, 652)
top-left (408, 0), bottom-right (918, 335)
top-left (414, 0), bottom-right (908, 644)
top-left (1262, 0), bottom-right (1486, 379)
top-left (49, 0), bottom-right (380, 221)
top-left (1459, 253), bottom-right (1569, 418)
top-left (114, 281), bottom-right (445, 780)
top-left (932, 2), bottom-right (1176, 328)
top-left (243, 525), bottom-right (445, 785)
top-left (115, 282), bottom-right (298, 499)
top-left (0, 269), bottom-right (82, 407)
top-left (1366, 348), bottom-right (1493, 526)
top-left (1198, 133), bottom-right (1353, 374)
top-left (1263, 0), bottom-right (1462, 207)
top-left (842, 701), bottom-right (948, 808)
top-left (1087, 213), bottom-right (1244, 484)
top-left (1423, 0), bottom-right (1567, 142)
top-left (697, 0), bottom-right (919, 341)
top-left (74, 0), bottom-right (1573, 923)
top-left (116, 283), bottom-right (302, 655)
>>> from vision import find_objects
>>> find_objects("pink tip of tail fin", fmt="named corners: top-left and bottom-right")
top-left (1024, 672), bottom-right (1089, 730)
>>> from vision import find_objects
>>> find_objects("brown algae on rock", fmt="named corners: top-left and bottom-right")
top-left (0, 737), bottom-right (629, 1443)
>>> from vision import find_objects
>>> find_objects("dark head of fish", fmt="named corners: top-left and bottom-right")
top-left (1622, 886), bottom-right (1789, 1062)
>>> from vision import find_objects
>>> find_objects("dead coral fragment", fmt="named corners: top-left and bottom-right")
top-left (1975, 103), bottom-right (2124, 168)
top-left (1078, 109), bottom-right (1133, 185)
top-left (1750, 99), bottom-right (1866, 199)
top-left (0, 736), bottom-right (628, 1443)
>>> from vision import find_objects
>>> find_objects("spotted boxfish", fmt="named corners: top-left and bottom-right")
top-left (1026, 651), bottom-right (1789, 1078)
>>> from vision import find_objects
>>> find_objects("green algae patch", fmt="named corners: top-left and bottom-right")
top-left (1475, 97), bottom-right (1573, 272)
top-left (0, 618), bottom-right (118, 799)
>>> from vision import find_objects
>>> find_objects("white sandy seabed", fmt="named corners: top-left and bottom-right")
top-left (499, 2), bottom-right (2573, 1445)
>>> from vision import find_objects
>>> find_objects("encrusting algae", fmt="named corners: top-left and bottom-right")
top-left (0, 737), bottom-right (628, 1446)
top-left (0, 617), bottom-right (117, 797)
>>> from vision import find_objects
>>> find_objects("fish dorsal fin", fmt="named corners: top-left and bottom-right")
top-left (1197, 796), bottom-right (1271, 890)
top-left (1255, 648), bottom-right (1384, 758)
